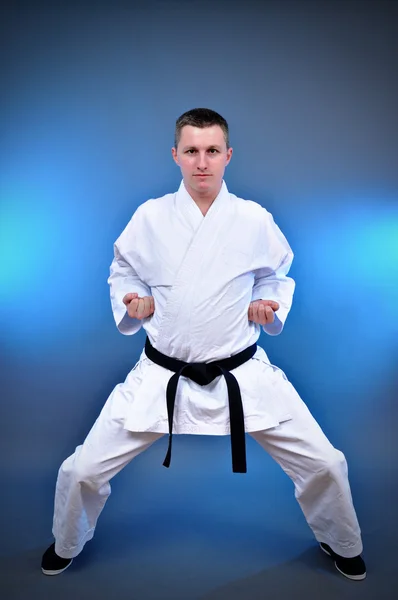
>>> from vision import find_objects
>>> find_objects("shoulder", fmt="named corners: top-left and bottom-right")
top-left (229, 193), bottom-right (290, 249)
top-left (124, 192), bottom-right (175, 229)
top-left (230, 193), bottom-right (274, 224)
top-left (135, 192), bottom-right (175, 218)
top-left (115, 191), bottom-right (175, 246)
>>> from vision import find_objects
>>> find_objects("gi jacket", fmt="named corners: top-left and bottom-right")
top-left (108, 180), bottom-right (296, 435)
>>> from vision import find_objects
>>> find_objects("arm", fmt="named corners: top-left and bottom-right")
top-left (251, 211), bottom-right (295, 336)
top-left (107, 214), bottom-right (152, 335)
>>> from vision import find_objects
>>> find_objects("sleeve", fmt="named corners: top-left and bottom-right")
top-left (251, 210), bottom-right (295, 336)
top-left (107, 213), bottom-right (151, 336)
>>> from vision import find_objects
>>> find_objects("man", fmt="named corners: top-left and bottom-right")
top-left (41, 108), bottom-right (366, 581)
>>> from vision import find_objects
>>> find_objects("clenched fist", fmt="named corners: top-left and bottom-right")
top-left (248, 300), bottom-right (279, 325)
top-left (123, 293), bottom-right (155, 320)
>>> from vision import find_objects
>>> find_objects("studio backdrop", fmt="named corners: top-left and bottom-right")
top-left (1, 0), bottom-right (397, 569)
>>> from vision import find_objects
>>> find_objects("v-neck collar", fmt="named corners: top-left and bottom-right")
top-left (175, 179), bottom-right (230, 231)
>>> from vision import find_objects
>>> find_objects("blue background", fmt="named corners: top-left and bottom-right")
top-left (1, 1), bottom-right (397, 598)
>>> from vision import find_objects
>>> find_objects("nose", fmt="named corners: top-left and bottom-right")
top-left (196, 152), bottom-right (208, 171)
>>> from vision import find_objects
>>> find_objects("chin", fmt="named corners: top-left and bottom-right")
top-left (195, 177), bottom-right (213, 184)
top-left (192, 180), bottom-right (210, 189)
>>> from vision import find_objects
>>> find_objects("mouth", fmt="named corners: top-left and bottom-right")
top-left (194, 174), bottom-right (211, 177)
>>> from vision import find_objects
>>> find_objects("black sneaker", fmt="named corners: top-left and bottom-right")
top-left (320, 542), bottom-right (366, 580)
top-left (41, 543), bottom-right (73, 575)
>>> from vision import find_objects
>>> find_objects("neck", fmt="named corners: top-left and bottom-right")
top-left (184, 181), bottom-right (222, 216)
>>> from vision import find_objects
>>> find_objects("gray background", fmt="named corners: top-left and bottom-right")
top-left (1, 0), bottom-right (397, 598)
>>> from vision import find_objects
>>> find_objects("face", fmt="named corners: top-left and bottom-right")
top-left (171, 125), bottom-right (233, 200)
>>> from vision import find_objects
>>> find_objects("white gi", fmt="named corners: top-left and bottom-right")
top-left (52, 180), bottom-right (363, 560)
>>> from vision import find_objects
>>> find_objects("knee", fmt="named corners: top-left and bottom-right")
top-left (73, 461), bottom-right (98, 490)
top-left (59, 452), bottom-right (101, 491)
top-left (316, 448), bottom-right (348, 480)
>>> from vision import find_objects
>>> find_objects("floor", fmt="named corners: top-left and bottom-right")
top-left (0, 436), bottom-right (395, 600)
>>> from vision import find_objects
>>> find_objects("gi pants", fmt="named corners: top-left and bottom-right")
top-left (51, 382), bottom-right (363, 560)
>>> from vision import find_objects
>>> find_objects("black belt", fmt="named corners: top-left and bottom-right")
top-left (144, 337), bottom-right (257, 473)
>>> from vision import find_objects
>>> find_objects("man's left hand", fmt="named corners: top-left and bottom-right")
top-left (248, 300), bottom-right (280, 325)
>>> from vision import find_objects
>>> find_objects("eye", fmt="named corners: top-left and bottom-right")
top-left (186, 149), bottom-right (197, 154)
top-left (208, 149), bottom-right (219, 154)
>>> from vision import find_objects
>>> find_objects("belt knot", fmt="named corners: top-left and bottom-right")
top-left (184, 362), bottom-right (220, 386)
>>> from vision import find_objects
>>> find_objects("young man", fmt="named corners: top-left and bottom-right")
top-left (41, 108), bottom-right (366, 581)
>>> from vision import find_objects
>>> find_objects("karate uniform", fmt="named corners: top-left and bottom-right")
top-left (52, 180), bottom-right (363, 560)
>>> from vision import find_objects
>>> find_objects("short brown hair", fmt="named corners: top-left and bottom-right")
top-left (174, 108), bottom-right (230, 149)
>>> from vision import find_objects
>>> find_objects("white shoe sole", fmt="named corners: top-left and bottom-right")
top-left (42, 559), bottom-right (73, 576)
top-left (320, 544), bottom-right (366, 581)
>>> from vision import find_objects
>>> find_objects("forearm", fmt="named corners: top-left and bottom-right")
top-left (252, 275), bottom-right (295, 335)
top-left (108, 248), bottom-right (151, 336)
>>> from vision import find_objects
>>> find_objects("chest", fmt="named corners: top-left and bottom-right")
top-left (134, 206), bottom-right (260, 287)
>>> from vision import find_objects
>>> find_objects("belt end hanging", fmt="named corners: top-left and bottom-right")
top-left (232, 461), bottom-right (247, 474)
top-left (163, 434), bottom-right (173, 468)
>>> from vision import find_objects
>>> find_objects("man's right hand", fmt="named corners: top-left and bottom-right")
top-left (122, 293), bottom-right (155, 320)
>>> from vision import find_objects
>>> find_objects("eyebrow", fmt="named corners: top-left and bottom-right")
top-left (182, 145), bottom-right (222, 151)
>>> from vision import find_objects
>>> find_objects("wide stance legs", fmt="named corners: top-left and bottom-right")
top-left (250, 396), bottom-right (362, 558)
top-left (50, 383), bottom-right (362, 562)
top-left (52, 383), bottom-right (164, 559)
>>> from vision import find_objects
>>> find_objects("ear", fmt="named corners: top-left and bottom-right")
top-left (225, 147), bottom-right (233, 166)
top-left (171, 147), bottom-right (179, 165)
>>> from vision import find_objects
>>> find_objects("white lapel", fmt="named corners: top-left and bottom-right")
top-left (155, 179), bottom-right (233, 354)
top-left (175, 180), bottom-right (204, 232)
